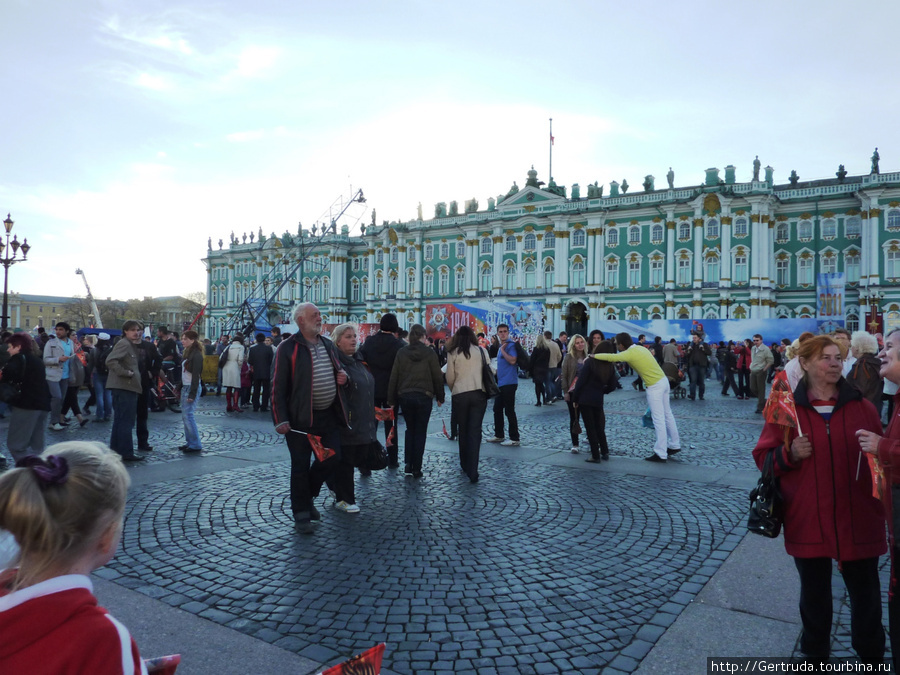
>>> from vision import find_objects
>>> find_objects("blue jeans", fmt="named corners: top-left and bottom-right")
top-left (399, 393), bottom-right (434, 472)
top-left (181, 388), bottom-right (201, 450)
top-left (109, 389), bottom-right (138, 457)
top-left (92, 373), bottom-right (113, 420)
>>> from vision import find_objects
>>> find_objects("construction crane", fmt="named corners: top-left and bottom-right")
top-left (75, 268), bottom-right (104, 329)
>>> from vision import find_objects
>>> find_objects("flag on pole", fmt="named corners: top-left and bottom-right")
top-left (289, 429), bottom-right (336, 462)
top-left (762, 371), bottom-right (801, 433)
top-left (375, 407), bottom-right (394, 421)
top-left (550, 132), bottom-right (554, 146)
top-left (442, 420), bottom-right (450, 439)
top-left (318, 643), bottom-right (385, 675)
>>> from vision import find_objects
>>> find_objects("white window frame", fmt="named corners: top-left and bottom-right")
top-left (572, 229), bottom-right (586, 247)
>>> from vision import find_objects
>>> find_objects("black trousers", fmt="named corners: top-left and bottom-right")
top-left (493, 384), bottom-right (519, 441)
top-left (566, 400), bottom-right (580, 446)
top-left (737, 369), bottom-right (751, 397)
top-left (793, 556), bottom-right (884, 663)
top-left (580, 403), bottom-right (609, 459)
top-left (334, 443), bottom-right (360, 505)
top-left (688, 365), bottom-right (706, 398)
top-left (721, 369), bottom-right (739, 395)
top-left (285, 406), bottom-right (341, 517)
top-left (454, 390), bottom-right (487, 480)
top-left (373, 397), bottom-right (398, 465)
top-left (251, 378), bottom-right (271, 411)
top-left (137, 385), bottom-right (151, 448)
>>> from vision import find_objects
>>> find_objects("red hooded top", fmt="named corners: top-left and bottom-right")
top-left (0, 572), bottom-right (146, 674)
top-left (753, 379), bottom-right (886, 561)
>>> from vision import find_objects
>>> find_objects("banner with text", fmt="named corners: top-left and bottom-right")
top-left (817, 272), bottom-right (845, 322)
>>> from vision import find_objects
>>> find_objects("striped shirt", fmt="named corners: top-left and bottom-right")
top-left (310, 340), bottom-right (337, 410)
top-left (809, 398), bottom-right (836, 421)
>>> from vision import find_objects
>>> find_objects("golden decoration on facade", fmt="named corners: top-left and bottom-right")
top-left (523, 206), bottom-right (536, 213)
top-left (703, 194), bottom-right (721, 214)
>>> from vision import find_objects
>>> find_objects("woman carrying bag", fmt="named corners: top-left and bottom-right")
top-left (445, 326), bottom-right (490, 483)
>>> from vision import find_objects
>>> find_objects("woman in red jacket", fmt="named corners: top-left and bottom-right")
top-left (753, 335), bottom-right (886, 664)
top-left (736, 340), bottom-right (752, 399)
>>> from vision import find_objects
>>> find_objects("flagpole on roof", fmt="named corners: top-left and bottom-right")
top-left (549, 117), bottom-right (554, 183)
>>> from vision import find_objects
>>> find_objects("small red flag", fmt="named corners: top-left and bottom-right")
top-left (387, 425), bottom-right (395, 447)
top-left (375, 407), bottom-right (394, 422)
top-left (319, 643), bottom-right (385, 675)
top-left (307, 433), bottom-right (336, 462)
top-left (442, 420), bottom-right (450, 439)
top-left (763, 371), bottom-right (801, 432)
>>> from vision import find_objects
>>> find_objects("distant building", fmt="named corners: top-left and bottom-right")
top-left (203, 157), bottom-right (900, 337)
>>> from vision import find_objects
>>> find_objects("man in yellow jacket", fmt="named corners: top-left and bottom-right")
top-left (593, 332), bottom-right (681, 462)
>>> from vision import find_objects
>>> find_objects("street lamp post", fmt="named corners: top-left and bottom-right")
top-left (0, 214), bottom-right (32, 331)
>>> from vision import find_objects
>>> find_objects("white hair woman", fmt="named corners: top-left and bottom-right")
top-left (846, 331), bottom-right (883, 410)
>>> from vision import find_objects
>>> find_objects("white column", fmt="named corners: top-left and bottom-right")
top-left (720, 212), bottom-right (731, 288)
top-left (415, 234), bottom-right (423, 299)
top-left (692, 215), bottom-right (703, 287)
top-left (535, 233), bottom-right (545, 290)
top-left (367, 246), bottom-right (376, 300)
top-left (749, 211), bottom-right (762, 289)
top-left (492, 231), bottom-right (503, 292)
top-left (554, 219), bottom-right (569, 292)
top-left (665, 214), bottom-right (676, 289)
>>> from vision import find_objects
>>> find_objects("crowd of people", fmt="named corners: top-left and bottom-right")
top-left (6, 306), bottom-right (900, 666)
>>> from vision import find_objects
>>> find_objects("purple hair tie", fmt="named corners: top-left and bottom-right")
top-left (15, 455), bottom-right (69, 488)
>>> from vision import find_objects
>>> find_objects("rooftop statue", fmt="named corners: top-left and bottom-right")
top-left (417, 202), bottom-right (423, 220)
top-left (465, 198), bottom-right (478, 213)
top-left (249, 232), bottom-right (254, 243)
top-left (765, 165), bottom-right (774, 183)
top-left (753, 156), bottom-right (761, 182)
top-left (258, 226), bottom-right (263, 240)
top-left (525, 166), bottom-right (540, 188)
top-left (789, 170), bottom-right (800, 186)
top-left (621, 179), bottom-right (629, 194)
top-left (371, 209), bottom-right (376, 226)
top-left (218, 238), bottom-right (223, 249)
top-left (207, 237), bottom-right (212, 250)
top-left (836, 164), bottom-right (847, 182)
top-left (487, 196), bottom-right (496, 212)
top-left (872, 147), bottom-right (880, 174)
top-left (642, 175), bottom-right (654, 192)
top-left (242, 233), bottom-right (247, 243)
top-left (667, 167), bottom-right (674, 189)
top-left (571, 184), bottom-right (580, 200)
top-left (507, 181), bottom-right (519, 197)
top-left (449, 200), bottom-right (459, 216)
top-left (434, 202), bottom-right (447, 218)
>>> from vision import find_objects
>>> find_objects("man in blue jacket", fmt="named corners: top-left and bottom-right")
top-left (486, 324), bottom-right (521, 446)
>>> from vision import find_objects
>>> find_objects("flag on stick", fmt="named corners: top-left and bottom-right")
top-left (318, 643), bottom-right (385, 675)
top-left (289, 429), bottom-right (336, 462)
top-left (375, 407), bottom-right (394, 421)
top-left (442, 420), bottom-right (450, 439)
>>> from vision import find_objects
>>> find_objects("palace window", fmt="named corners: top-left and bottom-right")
top-left (734, 254), bottom-right (748, 284)
top-left (506, 235), bottom-right (517, 252)
top-left (439, 268), bottom-right (449, 295)
top-left (390, 247), bottom-right (398, 264)
top-left (798, 220), bottom-right (813, 240)
top-left (481, 237), bottom-right (492, 255)
top-left (407, 268), bottom-right (416, 294)
top-left (375, 272), bottom-right (383, 297)
top-left (706, 219), bottom-right (719, 239)
top-left (846, 217), bottom-right (861, 237)
top-left (888, 210), bottom-right (900, 230)
top-left (776, 222), bottom-right (789, 242)
top-left (821, 254), bottom-right (837, 275)
top-left (846, 252), bottom-right (860, 283)
top-left (571, 262), bottom-right (585, 288)
top-left (351, 279), bottom-right (360, 303)
top-left (677, 258), bottom-right (690, 286)
top-left (544, 261), bottom-right (554, 289)
top-left (888, 250), bottom-right (900, 280)
top-left (678, 222), bottom-right (690, 240)
top-left (440, 243), bottom-right (450, 259)
top-left (544, 231), bottom-right (555, 248)
top-left (776, 259), bottom-right (789, 286)
top-left (480, 265), bottom-right (492, 292)
top-left (505, 265), bottom-right (516, 291)
top-left (627, 259), bottom-right (640, 287)
top-left (352, 257), bottom-right (360, 271)
top-left (734, 218), bottom-right (748, 237)
top-left (376, 249), bottom-right (384, 265)
top-left (572, 229), bottom-right (586, 247)
top-left (606, 228), bottom-right (618, 246)
top-left (424, 244), bottom-right (433, 260)
top-left (408, 247), bottom-right (416, 263)
top-left (455, 268), bottom-right (465, 294)
top-left (846, 312), bottom-right (859, 333)
top-left (650, 224), bottom-right (663, 243)
top-left (424, 269), bottom-right (434, 296)
top-left (523, 233), bottom-right (536, 250)
top-left (524, 263), bottom-right (535, 289)
top-left (322, 277), bottom-right (330, 300)
top-left (821, 219), bottom-right (837, 239)
top-left (650, 259), bottom-right (663, 286)
top-left (387, 273), bottom-right (396, 296)
top-left (605, 259), bottom-right (618, 289)
top-left (798, 256), bottom-right (813, 285)
top-left (704, 254), bottom-right (720, 283)
top-left (311, 279), bottom-right (321, 303)
top-left (456, 241), bottom-right (465, 258)
top-left (628, 226), bottom-right (640, 245)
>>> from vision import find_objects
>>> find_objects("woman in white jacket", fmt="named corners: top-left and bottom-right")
top-left (221, 333), bottom-right (245, 413)
top-left (445, 326), bottom-right (490, 483)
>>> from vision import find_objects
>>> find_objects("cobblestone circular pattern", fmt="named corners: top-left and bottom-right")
top-left (107, 453), bottom-right (747, 674)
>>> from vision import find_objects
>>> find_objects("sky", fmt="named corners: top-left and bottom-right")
top-left (2, 0), bottom-right (898, 302)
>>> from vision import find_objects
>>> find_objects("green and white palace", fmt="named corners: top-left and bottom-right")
top-left (204, 152), bottom-right (900, 337)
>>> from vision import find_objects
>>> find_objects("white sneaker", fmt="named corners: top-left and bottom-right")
top-left (49, 424), bottom-right (65, 431)
top-left (570, 447), bottom-right (579, 453)
top-left (334, 501), bottom-right (360, 514)
top-left (500, 439), bottom-right (520, 447)
top-left (485, 436), bottom-right (503, 443)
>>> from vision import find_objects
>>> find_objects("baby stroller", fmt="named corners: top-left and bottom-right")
top-left (662, 362), bottom-right (687, 398)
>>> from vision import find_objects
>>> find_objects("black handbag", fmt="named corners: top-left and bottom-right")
top-left (747, 449), bottom-right (783, 538)
top-left (480, 348), bottom-right (500, 398)
top-left (361, 439), bottom-right (388, 471)
top-left (0, 355), bottom-right (24, 404)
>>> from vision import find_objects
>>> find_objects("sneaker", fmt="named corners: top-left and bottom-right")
top-left (334, 501), bottom-right (360, 513)
top-left (120, 454), bottom-right (147, 463)
top-left (667, 447), bottom-right (682, 456)
top-left (644, 454), bottom-right (667, 463)
top-left (49, 424), bottom-right (65, 431)
top-left (570, 447), bottom-right (579, 454)
top-left (404, 465), bottom-right (414, 477)
top-left (500, 439), bottom-right (520, 447)
top-left (585, 457), bottom-right (603, 463)
top-left (485, 436), bottom-right (504, 443)
top-left (309, 504), bottom-right (321, 521)
top-left (294, 518), bottom-right (314, 534)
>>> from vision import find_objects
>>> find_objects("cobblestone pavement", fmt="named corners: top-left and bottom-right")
top-left (0, 376), bottom-right (885, 672)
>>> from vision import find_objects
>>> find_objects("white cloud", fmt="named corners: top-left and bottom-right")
top-left (226, 129), bottom-right (266, 143)
top-left (235, 46), bottom-right (279, 78)
top-left (136, 72), bottom-right (169, 90)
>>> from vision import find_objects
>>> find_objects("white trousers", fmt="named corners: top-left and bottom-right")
top-left (646, 379), bottom-right (680, 459)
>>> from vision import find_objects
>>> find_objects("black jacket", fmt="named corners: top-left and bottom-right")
top-left (136, 341), bottom-right (162, 386)
top-left (387, 342), bottom-right (445, 405)
top-left (530, 346), bottom-right (550, 380)
top-left (339, 351), bottom-right (377, 446)
top-left (247, 342), bottom-right (274, 381)
top-left (685, 342), bottom-right (711, 368)
top-left (2, 352), bottom-right (51, 411)
top-left (359, 331), bottom-right (403, 401)
top-left (271, 333), bottom-right (348, 431)
top-left (571, 357), bottom-right (617, 408)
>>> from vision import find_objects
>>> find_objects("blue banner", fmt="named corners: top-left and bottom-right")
top-left (590, 318), bottom-right (838, 345)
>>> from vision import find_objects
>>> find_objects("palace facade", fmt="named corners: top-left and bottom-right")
top-left (204, 156), bottom-right (900, 338)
